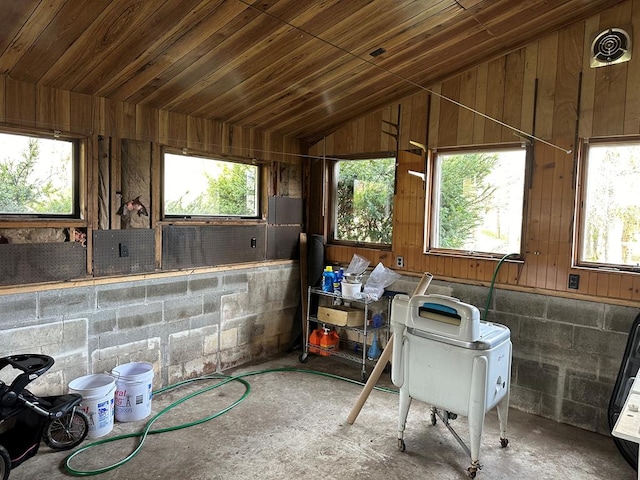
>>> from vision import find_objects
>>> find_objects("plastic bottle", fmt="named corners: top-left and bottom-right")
top-left (367, 331), bottom-right (381, 360)
top-left (322, 266), bottom-right (334, 292)
top-left (333, 268), bottom-right (343, 295)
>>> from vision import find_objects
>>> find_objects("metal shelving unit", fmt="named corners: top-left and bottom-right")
top-left (299, 286), bottom-right (391, 381)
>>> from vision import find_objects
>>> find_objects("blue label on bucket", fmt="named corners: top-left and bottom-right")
top-left (96, 398), bottom-right (113, 429)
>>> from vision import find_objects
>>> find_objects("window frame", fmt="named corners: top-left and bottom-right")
top-left (329, 153), bottom-right (397, 248)
top-left (0, 127), bottom-right (82, 220)
top-left (425, 143), bottom-right (530, 260)
top-left (161, 148), bottom-right (264, 221)
top-left (574, 136), bottom-right (640, 272)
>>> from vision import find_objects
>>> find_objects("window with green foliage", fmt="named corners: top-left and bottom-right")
top-left (0, 131), bottom-right (76, 216)
top-left (163, 152), bottom-right (259, 218)
top-left (333, 157), bottom-right (395, 245)
top-left (430, 147), bottom-right (526, 256)
top-left (578, 140), bottom-right (640, 270)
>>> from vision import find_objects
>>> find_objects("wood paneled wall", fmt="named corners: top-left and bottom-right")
top-left (0, 76), bottom-right (303, 164)
top-left (309, 0), bottom-right (640, 305)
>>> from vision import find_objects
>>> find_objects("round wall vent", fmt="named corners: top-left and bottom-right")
top-left (590, 28), bottom-right (632, 68)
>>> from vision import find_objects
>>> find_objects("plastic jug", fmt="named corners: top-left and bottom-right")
top-left (309, 328), bottom-right (323, 354)
top-left (319, 327), bottom-right (340, 356)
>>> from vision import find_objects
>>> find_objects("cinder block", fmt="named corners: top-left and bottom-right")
top-left (97, 283), bottom-right (146, 308)
top-left (599, 355), bottom-right (625, 382)
top-left (0, 292), bottom-right (37, 325)
top-left (604, 304), bottom-right (639, 333)
top-left (567, 375), bottom-right (612, 408)
top-left (508, 385), bottom-right (541, 414)
top-left (543, 350), bottom-right (598, 379)
top-left (169, 329), bottom-right (207, 364)
top-left (520, 319), bottom-right (573, 349)
top-left (515, 359), bottom-right (559, 394)
top-left (0, 322), bottom-right (63, 352)
top-left (38, 287), bottom-right (94, 319)
top-left (88, 309), bottom-right (117, 335)
top-left (164, 296), bottom-right (203, 322)
top-left (188, 274), bottom-right (221, 293)
top-left (147, 278), bottom-right (188, 300)
top-left (220, 328), bottom-right (238, 350)
top-left (223, 272), bottom-right (248, 290)
top-left (559, 398), bottom-right (598, 431)
top-left (450, 283), bottom-right (489, 311)
top-left (203, 327), bottom-right (219, 356)
top-left (546, 297), bottom-right (602, 328)
top-left (203, 293), bottom-right (222, 315)
top-left (117, 302), bottom-right (163, 329)
top-left (494, 288), bottom-right (546, 318)
top-left (485, 311), bottom-right (520, 337)
top-left (573, 327), bottom-right (627, 356)
top-left (62, 318), bottom-right (88, 350)
top-left (221, 292), bottom-right (251, 323)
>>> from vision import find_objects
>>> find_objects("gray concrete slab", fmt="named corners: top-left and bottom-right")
top-left (8, 353), bottom-right (635, 480)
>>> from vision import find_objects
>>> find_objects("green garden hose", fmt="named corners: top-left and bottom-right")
top-left (482, 253), bottom-right (519, 321)
top-left (64, 367), bottom-right (397, 476)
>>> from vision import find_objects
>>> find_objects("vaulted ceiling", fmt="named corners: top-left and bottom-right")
top-left (0, 0), bottom-right (626, 143)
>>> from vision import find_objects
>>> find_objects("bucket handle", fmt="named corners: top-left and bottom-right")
top-left (108, 370), bottom-right (151, 385)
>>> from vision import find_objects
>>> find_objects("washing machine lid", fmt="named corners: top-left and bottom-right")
top-left (407, 321), bottom-right (510, 350)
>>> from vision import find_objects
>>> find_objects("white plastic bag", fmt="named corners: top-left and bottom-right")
top-left (363, 262), bottom-right (401, 300)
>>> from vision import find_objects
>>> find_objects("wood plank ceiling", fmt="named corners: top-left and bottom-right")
top-left (0, 0), bottom-right (626, 144)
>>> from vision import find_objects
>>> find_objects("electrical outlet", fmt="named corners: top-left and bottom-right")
top-left (568, 274), bottom-right (580, 289)
top-left (396, 256), bottom-right (404, 268)
top-left (119, 243), bottom-right (129, 258)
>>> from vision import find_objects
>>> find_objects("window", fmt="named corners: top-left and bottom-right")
top-left (430, 147), bottom-right (527, 256)
top-left (333, 157), bottom-right (395, 245)
top-left (578, 140), bottom-right (640, 269)
top-left (0, 131), bottom-right (77, 216)
top-left (163, 152), bottom-right (259, 218)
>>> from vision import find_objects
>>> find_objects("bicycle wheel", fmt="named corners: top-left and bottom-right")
top-left (43, 408), bottom-right (89, 450)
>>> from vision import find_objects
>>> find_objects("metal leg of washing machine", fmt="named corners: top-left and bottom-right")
top-left (397, 386), bottom-right (412, 451)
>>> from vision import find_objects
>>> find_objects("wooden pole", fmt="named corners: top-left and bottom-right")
top-left (346, 273), bottom-right (433, 425)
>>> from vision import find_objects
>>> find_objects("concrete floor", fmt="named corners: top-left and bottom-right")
top-left (8, 353), bottom-right (637, 480)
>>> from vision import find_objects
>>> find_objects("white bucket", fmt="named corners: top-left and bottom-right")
top-left (68, 374), bottom-right (116, 439)
top-left (112, 362), bottom-right (154, 422)
top-left (341, 281), bottom-right (362, 299)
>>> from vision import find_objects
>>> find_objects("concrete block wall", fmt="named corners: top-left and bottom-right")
top-left (390, 276), bottom-right (639, 435)
top-left (0, 264), bottom-right (299, 395)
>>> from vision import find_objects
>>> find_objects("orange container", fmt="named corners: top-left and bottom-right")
top-left (319, 328), bottom-right (340, 356)
top-left (309, 328), bottom-right (323, 354)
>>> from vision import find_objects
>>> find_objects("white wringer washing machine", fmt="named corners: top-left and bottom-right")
top-left (390, 293), bottom-right (512, 478)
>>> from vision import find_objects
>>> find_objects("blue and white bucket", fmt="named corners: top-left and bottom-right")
top-left (68, 374), bottom-right (116, 438)
top-left (112, 362), bottom-right (154, 422)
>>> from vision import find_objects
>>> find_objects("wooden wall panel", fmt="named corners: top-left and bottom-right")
top-left (483, 57), bottom-right (507, 143)
top-left (321, 0), bottom-right (640, 305)
top-left (625, 3), bottom-right (640, 134)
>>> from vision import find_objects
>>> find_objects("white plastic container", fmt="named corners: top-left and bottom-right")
top-left (112, 362), bottom-right (154, 422)
top-left (341, 281), bottom-right (362, 299)
top-left (68, 374), bottom-right (116, 438)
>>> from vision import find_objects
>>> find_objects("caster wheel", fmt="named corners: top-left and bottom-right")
top-left (467, 462), bottom-right (481, 478)
top-left (430, 413), bottom-right (437, 426)
top-left (500, 437), bottom-right (509, 448)
top-left (298, 353), bottom-right (308, 363)
top-left (397, 438), bottom-right (406, 452)
top-left (361, 372), bottom-right (368, 382)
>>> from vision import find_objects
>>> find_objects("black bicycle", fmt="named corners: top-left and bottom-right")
top-left (0, 354), bottom-right (89, 480)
